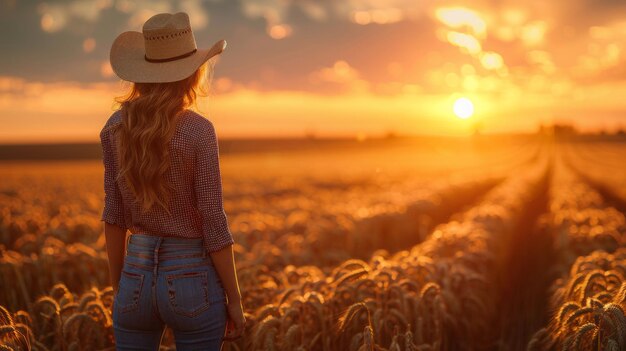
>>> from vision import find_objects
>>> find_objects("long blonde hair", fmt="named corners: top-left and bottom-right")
top-left (111, 59), bottom-right (214, 216)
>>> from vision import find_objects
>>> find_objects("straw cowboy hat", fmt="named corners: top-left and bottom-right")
top-left (110, 12), bottom-right (226, 83)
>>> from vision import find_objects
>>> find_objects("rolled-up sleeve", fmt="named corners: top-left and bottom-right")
top-left (194, 121), bottom-right (235, 252)
top-left (100, 128), bottom-right (127, 231)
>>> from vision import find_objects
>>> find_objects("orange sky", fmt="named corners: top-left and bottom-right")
top-left (2, 0), bottom-right (626, 143)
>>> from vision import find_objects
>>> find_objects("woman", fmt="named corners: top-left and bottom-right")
top-left (100, 12), bottom-right (245, 350)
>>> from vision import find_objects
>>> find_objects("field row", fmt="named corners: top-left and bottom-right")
top-left (528, 152), bottom-right (626, 350)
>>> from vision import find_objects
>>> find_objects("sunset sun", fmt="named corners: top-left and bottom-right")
top-left (453, 97), bottom-right (474, 119)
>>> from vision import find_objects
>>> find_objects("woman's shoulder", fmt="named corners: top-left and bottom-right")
top-left (102, 110), bottom-right (122, 129)
top-left (101, 110), bottom-right (123, 134)
top-left (182, 109), bottom-right (214, 128)
top-left (179, 109), bottom-right (217, 139)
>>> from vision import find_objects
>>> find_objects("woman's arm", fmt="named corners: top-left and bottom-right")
top-left (194, 118), bottom-right (246, 340)
top-left (100, 125), bottom-right (129, 293)
top-left (194, 119), bottom-right (239, 301)
top-left (104, 223), bottom-right (127, 293)
top-left (209, 244), bottom-right (241, 303)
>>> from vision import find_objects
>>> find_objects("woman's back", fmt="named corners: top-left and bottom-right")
top-left (104, 12), bottom-right (245, 348)
top-left (100, 108), bottom-right (235, 254)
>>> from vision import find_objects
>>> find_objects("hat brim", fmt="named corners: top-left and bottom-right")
top-left (110, 31), bottom-right (226, 83)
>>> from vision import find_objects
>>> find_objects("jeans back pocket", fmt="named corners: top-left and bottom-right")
top-left (166, 271), bottom-right (211, 317)
top-left (116, 270), bottom-right (144, 314)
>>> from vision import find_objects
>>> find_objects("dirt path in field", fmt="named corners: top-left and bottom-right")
top-left (493, 160), bottom-right (557, 351)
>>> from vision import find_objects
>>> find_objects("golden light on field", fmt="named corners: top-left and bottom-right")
top-left (7, 0), bottom-right (626, 349)
top-left (453, 97), bottom-right (474, 119)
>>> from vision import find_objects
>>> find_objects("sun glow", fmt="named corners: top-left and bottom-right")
top-left (453, 97), bottom-right (474, 119)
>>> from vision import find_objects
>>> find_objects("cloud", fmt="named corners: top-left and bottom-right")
top-left (308, 60), bottom-right (369, 94)
top-left (435, 7), bottom-right (486, 38)
top-left (37, 0), bottom-right (112, 32)
top-left (36, 0), bottom-right (210, 33)
top-left (239, 0), bottom-right (324, 39)
top-left (238, 0), bottom-right (426, 28)
top-left (309, 60), bottom-right (360, 84)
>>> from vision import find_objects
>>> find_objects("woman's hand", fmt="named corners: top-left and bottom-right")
top-left (223, 301), bottom-right (246, 341)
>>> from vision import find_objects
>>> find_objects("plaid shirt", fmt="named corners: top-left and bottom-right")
top-left (100, 109), bottom-right (235, 253)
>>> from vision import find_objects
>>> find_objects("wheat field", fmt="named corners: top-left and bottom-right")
top-left (1, 136), bottom-right (625, 350)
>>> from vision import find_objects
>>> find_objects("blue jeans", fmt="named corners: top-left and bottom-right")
top-left (112, 233), bottom-right (228, 350)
